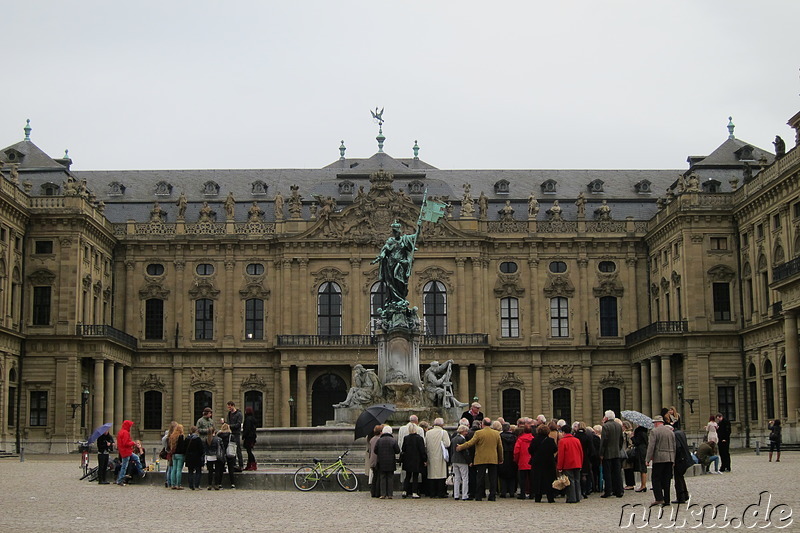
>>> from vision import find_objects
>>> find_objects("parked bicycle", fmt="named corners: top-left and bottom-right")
top-left (77, 440), bottom-right (99, 481)
top-left (293, 450), bottom-right (359, 492)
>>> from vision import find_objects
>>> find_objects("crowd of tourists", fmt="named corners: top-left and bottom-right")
top-left (93, 401), bottom-right (258, 489)
top-left (365, 402), bottom-right (737, 507)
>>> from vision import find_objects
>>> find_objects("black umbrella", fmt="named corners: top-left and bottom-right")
top-left (354, 403), bottom-right (396, 440)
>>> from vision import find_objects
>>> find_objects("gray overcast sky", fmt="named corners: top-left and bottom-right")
top-left (4, 1), bottom-right (799, 171)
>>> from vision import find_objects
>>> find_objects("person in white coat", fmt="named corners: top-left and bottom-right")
top-left (425, 418), bottom-right (451, 498)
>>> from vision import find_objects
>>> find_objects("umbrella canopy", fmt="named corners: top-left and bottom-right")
top-left (87, 422), bottom-right (113, 445)
top-left (621, 410), bottom-right (654, 429)
top-left (354, 404), bottom-right (396, 440)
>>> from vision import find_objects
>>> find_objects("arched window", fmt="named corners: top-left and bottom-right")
top-left (312, 373), bottom-right (347, 426)
top-left (195, 299), bottom-right (214, 340)
top-left (145, 299), bottom-right (164, 340)
top-left (758, 255), bottom-right (770, 311)
top-left (423, 281), bottom-right (447, 335)
top-left (244, 390), bottom-right (263, 428)
top-left (550, 297), bottom-right (569, 337)
top-left (143, 390), bottom-right (162, 430)
top-left (552, 388), bottom-right (571, 426)
top-left (780, 356), bottom-right (787, 418)
top-left (194, 390), bottom-right (213, 423)
top-left (502, 389), bottom-right (521, 422)
top-left (599, 296), bottom-right (618, 337)
top-left (602, 387), bottom-right (621, 417)
top-left (245, 298), bottom-right (264, 340)
top-left (763, 359), bottom-right (774, 419)
top-left (318, 282), bottom-right (342, 336)
top-left (500, 297), bottom-right (519, 338)
top-left (370, 282), bottom-right (387, 333)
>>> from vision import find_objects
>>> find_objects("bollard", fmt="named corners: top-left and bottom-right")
top-left (19, 447), bottom-right (24, 462)
top-left (755, 440), bottom-right (760, 455)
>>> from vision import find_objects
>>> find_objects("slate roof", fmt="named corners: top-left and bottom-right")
top-left (2, 132), bottom-right (776, 224)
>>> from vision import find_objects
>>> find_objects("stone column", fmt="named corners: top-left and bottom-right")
top-left (299, 259), bottom-right (310, 334)
top-left (174, 260), bottom-right (186, 348)
top-left (784, 310), bottom-right (800, 423)
top-left (223, 258), bottom-right (235, 345)
top-left (459, 365), bottom-right (469, 402)
top-left (475, 364), bottom-right (486, 408)
top-left (124, 261), bottom-right (136, 336)
top-left (470, 257), bottom-right (482, 333)
top-left (660, 355), bottom-right (673, 409)
top-left (297, 365), bottom-right (308, 427)
top-left (455, 258), bottom-right (467, 333)
top-left (532, 364), bottom-right (543, 417)
top-left (348, 258), bottom-right (360, 334)
top-left (223, 368), bottom-right (233, 405)
top-left (104, 360), bottom-right (114, 424)
top-left (696, 354), bottom-right (711, 428)
top-left (582, 364), bottom-right (592, 422)
top-left (632, 363), bottom-right (641, 413)
top-left (172, 367), bottom-right (182, 423)
top-left (114, 364), bottom-right (123, 430)
top-left (123, 367), bottom-right (133, 421)
top-left (528, 259), bottom-right (540, 339)
top-left (650, 356), bottom-right (661, 417)
top-left (280, 365), bottom-right (291, 427)
top-left (283, 259), bottom-right (293, 333)
top-left (641, 360), bottom-right (651, 418)
top-left (93, 358), bottom-right (105, 430)
top-left (54, 358), bottom-right (69, 439)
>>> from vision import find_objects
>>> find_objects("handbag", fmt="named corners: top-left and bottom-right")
top-left (226, 436), bottom-right (238, 459)
top-left (159, 447), bottom-right (168, 460)
top-left (626, 446), bottom-right (637, 461)
top-left (445, 473), bottom-right (454, 486)
top-left (552, 474), bottom-right (570, 490)
top-left (441, 441), bottom-right (450, 463)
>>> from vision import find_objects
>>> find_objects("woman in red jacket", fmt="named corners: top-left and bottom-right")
top-left (556, 425), bottom-right (584, 503)
top-left (116, 420), bottom-right (145, 485)
top-left (513, 424), bottom-right (534, 499)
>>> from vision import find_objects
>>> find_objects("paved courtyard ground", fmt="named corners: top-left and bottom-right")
top-left (0, 451), bottom-right (797, 532)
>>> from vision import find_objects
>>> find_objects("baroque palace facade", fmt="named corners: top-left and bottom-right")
top-left (1, 110), bottom-right (799, 453)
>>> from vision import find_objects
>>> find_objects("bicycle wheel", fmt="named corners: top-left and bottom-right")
top-left (79, 458), bottom-right (91, 480)
top-left (336, 466), bottom-right (359, 492)
top-left (293, 466), bottom-right (320, 491)
top-left (86, 466), bottom-right (99, 482)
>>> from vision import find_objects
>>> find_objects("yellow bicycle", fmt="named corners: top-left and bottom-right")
top-left (293, 450), bottom-right (359, 492)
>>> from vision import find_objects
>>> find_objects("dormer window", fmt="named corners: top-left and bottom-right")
top-left (588, 179), bottom-right (605, 193)
top-left (736, 145), bottom-right (755, 161)
top-left (155, 181), bottom-right (173, 196)
top-left (635, 180), bottom-right (652, 193)
top-left (3, 148), bottom-right (24, 164)
top-left (108, 182), bottom-right (126, 196)
top-left (251, 180), bottom-right (267, 195)
top-left (338, 180), bottom-right (355, 195)
top-left (202, 181), bottom-right (220, 196)
top-left (41, 182), bottom-right (60, 196)
top-left (494, 179), bottom-right (510, 195)
top-left (408, 180), bottom-right (425, 194)
top-left (541, 179), bottom-right (557, 194)
top-left (702, 179), bottom-right (721, 193)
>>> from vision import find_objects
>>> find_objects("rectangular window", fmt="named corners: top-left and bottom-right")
top-left (32, 286), bottom-right (51, 326)
top-left (550, 297), bottom-right (569, 337)
top-left (781, 375), bottom-right (787, 418)
top-left (34, 240), bottom-right (53, 254)
top-left (195, 299), bottom-right (214, 340)
top-left (29, 390), bottom-right (47, 426)
top-left (144, 299), bottom-right (164, 340)
top-left (764, 379), bottom-right (774, 419)
top-left (710, 237), bottom-right (728, 250)
top-left (7, 386), bottom-right (15, 426)
top-left (245, 299), bottom-right (264, 340)
top-left (676, 287), bottom-right (682, 321)
top-left (742, 232), bottom-right (749, 247)
top-left (599, 296), bottom-right (618, 337)
top-left (773, 214), bottom-right (781, 229)
top-left (794, 202), bottom-right (800, 219)
top-left (500, 297), bottom-right (519, 338)
top-left (756, 224), bottom-right (764, 239)
top-left (143, 391), bottom-right (162, 430)
top-left (713, 282), bottom-right (731, 321)
top-left (748, 381), bottom-right (758, 421)
top-left (717, 386), bottom-right (736, 421)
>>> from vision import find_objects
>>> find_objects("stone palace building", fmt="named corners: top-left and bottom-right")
top-left (1, 108), bottom-right (799, 453)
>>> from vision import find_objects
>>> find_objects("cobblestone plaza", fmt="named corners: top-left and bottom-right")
top-left (0, 452), bottom-right (796, 532)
